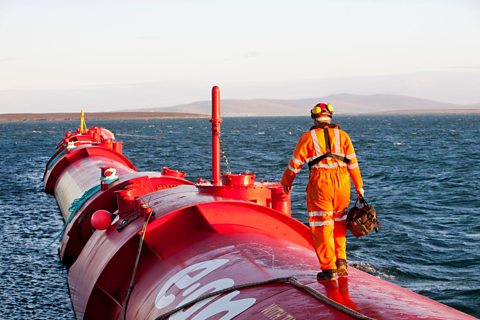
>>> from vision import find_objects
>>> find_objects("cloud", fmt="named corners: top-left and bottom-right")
top-left (243, 51), bottom-right (262, 59)
top-left (136, 35), bottom-right (161, 40)
top-left (449, 65), bottom-right (480, 70)
top-left (0, 57), bottom-right (16, 63)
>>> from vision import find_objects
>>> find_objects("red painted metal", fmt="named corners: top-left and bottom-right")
top-left (44, 89), bottom-right (476, 320)
top-left (162, 166), bottom-right (187, 179)
top-left (211, 85), bottom-right (222, 185)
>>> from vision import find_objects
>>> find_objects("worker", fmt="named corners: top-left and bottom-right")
top-left (281, 103), bottom-right (364, 281)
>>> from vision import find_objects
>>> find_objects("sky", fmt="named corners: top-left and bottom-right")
top-left (0, 0), bottom-right (479, 113)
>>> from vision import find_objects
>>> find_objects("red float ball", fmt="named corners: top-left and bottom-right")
top-left (91, 210), bottom-right (113, 230)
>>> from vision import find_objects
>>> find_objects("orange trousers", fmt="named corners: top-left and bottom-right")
top-left (306, 168), bottom-right (351, 271)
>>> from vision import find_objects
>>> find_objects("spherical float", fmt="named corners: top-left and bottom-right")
top-left (91, 209), bottom-right (113, 230)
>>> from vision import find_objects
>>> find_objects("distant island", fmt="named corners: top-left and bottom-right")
top-left (1, 93), bottom-right (480, 121)
top-left (0, 112), bottom-right (208, 122)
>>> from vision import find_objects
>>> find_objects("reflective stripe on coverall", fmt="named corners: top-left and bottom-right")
top-left (281, 126), bottom-right (363, 271)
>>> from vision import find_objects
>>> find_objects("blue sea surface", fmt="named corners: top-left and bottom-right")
top-left (0, 115), bottom-right (479, 319)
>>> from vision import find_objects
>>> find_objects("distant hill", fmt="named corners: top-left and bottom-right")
top-left (2, 94), bottom-right (479, 122)
top-left (131, 94), bottom-right (480, 116)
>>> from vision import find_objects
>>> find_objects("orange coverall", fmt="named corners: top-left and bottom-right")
top-left (281, 124), bottom-right (363, 271)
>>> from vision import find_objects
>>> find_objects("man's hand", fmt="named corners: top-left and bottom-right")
top-left (356, 187), bottom-right (365, 198)
top-left (282, 185), bottom-right (291, 195)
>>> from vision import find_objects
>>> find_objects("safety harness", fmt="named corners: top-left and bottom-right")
top-left (308, 123), bottom-right (351, 170)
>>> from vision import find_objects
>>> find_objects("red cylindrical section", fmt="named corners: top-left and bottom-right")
top-left (221, 172), bottom-right (255, 187)
top-left (270, 186), bottom-right (292, 216)
top-left (211, 86), bottom-right (222, 185)
top-left (113, 142), bottom-right (122, 154)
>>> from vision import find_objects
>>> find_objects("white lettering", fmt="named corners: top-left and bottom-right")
top-left (154, 259), bottom-right (256, 320)
top-left (170, 278), bottom-right (234, 320)
top-left (155, 259), bottom-right (229, 309)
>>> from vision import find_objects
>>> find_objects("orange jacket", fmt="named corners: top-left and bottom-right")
top-left (281, 125), bottom-right (363, 190)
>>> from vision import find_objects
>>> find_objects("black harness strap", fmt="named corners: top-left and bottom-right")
top-left (309, 123), bottom-right (341, 130)
top-left (308, 128), bottom-right (350, 170)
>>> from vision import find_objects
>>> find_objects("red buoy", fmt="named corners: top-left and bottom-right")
top-left (91, 210), bottom-right (113, 230)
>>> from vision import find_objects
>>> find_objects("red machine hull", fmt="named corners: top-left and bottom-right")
top-left (44, 89), bottom-right (475, 319)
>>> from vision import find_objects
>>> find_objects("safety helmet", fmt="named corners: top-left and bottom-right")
top-left (310, 103), bottom-right (334, 119)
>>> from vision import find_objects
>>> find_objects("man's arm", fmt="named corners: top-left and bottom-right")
top-left (343, 132), bottom-right (364, 196)
top-left (281, 133), bottom-right (310, 193)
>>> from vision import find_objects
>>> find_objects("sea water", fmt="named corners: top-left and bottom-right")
top-left (0, 115), bottom-right (479, 319)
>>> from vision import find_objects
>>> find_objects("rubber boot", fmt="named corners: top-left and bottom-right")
top-left (317, 269), bottom-right (337, 281)
top-left (336, 259), bottom-right (348, 277)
